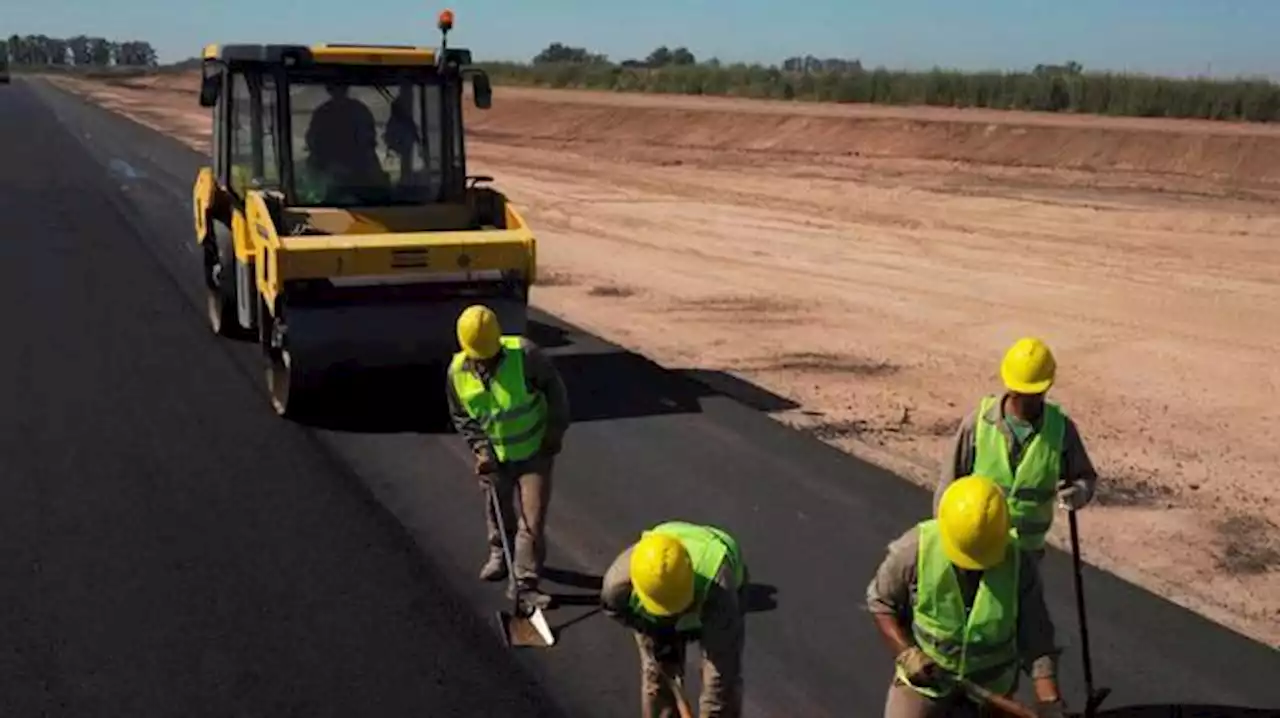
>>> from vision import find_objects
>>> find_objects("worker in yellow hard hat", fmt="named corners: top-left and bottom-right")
top-left (446, 304), bottom-right (570, 607)
top-left (868, 476), bottom-right (1066, 717)
top-left (935, 337), bottom-right (1099, 562)
top-left (600, 521), bottom-right (749, 718)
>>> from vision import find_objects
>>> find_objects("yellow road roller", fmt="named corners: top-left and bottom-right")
top-left (191, 10), bottom-right (537, 418)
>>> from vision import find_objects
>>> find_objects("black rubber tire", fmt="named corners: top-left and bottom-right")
top-left (264, 310), bottom-right (317, 420)
top-left (204, 226), bottom-right (241, 338)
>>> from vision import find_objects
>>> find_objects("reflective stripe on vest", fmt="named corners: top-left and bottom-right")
top-left (628, 521), bottom-right (745, 633)
top-left (896, 519), bottom-right (1020, 698)
top-left (449, 336), bottom-right (547, 463)
top-left (971, 395), bottom-right (1065, 551)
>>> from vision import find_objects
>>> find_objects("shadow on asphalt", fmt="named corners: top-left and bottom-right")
top-left (742, 582), bottom-right (780, 614)
top-left (294, 365), bottom-right (454, 434)
top-left (542, 566), bottom-right (603, 590)
top-left (284, 319), bottom-right (799, 434)
top-left (1095, 707), bottom-right (1279, 717)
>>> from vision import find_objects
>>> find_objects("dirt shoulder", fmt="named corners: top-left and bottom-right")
top-left (47, 73), bottom-right (1280, 647)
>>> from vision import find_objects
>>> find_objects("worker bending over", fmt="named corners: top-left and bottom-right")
top-left (936, 337), bottom-right (1099, 561)
top-left (868, 475), bottom-right (1065, 718)
top-left (601, 521), bottom-right (748, 718)
top-left (447, 305), bottom-right (570, 606)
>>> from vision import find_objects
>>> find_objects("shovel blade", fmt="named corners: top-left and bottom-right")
top-left (498, 608), bottom-right (556, 648)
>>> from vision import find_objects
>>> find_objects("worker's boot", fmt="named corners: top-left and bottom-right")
top-left (479, 551), bottom-right (507, 582)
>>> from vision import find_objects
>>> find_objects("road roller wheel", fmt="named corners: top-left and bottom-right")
top-left (267, 345), bottom-right (314, 419)
top-left (204, 242), bottom-right (238, 337)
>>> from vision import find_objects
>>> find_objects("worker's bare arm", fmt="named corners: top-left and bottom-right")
top-left (1058, 417), bottom-right (1099, 501)
top-left (600, 546), bottom-right (644, 626)
top-left (698, 566), bottom-right (746, 712)
top-left (866, 527), bottom-right (920, 654)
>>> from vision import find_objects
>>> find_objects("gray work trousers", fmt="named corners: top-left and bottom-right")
top-left (484, 455), bottom-right (554, 589)
top-left (634, 624), bottom-right (745, 718)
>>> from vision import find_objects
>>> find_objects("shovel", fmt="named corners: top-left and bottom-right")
top-left (488, 479), bottom-right (556, 648)
top-left (661, 671), bottom-right (695, 718)
top-left (957, 678), bottom-right (1040, 718)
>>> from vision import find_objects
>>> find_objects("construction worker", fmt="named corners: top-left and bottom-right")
top-left (868, 475), bottom-right (1066, 718)
top-left (935, 337), bottom-right (1099, 561)
top-left (303, 83), bottom-right (386, 201)
top-left (447, 305), bottom-right (570, 606)
top-left (600, 521), bottom-right (748, 718)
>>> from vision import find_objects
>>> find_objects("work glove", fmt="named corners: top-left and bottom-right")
top-left (474, 451), bottom-right (498, 477)
top-left (1057, 479), bottom-right (1093, 510)
top-left (1034, 699), bottom-right (1067, 718)
top-left (894, 646), bottom-right (940, 687)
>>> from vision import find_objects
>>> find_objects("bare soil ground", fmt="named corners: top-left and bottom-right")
top-left (47, 72), bottom-right (1280, 647)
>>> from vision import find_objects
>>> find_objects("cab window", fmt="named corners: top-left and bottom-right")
top-left (228, 71), bottom-right (281, 196)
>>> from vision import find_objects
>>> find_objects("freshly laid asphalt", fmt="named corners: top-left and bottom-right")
top-left (0, 77), bottom-right (1275, 717)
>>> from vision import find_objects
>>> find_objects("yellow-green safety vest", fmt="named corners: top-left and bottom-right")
top-left (449, 336), bottom-right (548, 463)
top-left (628, 521), bottom-right (746, 633)
top-left (972, 395), bottom-right (1065, 552)
top-left (898, 519), bottom-right (1021, 698)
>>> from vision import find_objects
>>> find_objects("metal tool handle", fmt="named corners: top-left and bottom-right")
top-left (661, 672), bottom-right (695, 718)
top-left (1068, 508), bottom-right (1111, 717)
top-left (957, 677), bottom-right (1038, 718)
top-left (486, 476), bottom-right (522, 615)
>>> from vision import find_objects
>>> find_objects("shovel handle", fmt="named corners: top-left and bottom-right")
top-left (957, 678), bottom-right (1039, 718)
top-left (663, 672), bottom-right (695, 718)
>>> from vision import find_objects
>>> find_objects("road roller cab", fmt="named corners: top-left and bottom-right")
top-left (191, 10), bottom-right (537, 418)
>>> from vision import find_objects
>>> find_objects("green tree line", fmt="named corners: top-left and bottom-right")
top-left (481, 44), bottom-right (1280, 122)
top-left (1, 35), bottom-right (157, 68)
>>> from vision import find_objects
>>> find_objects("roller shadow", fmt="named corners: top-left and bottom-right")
top-left (281, 315), bottom-right (800, 433)
top-left (1092, 706), bottom-right (1278, 717)
top-left (531, 317), bottom-right (798, 424)
top-left (289, 365), bottom-right (454, 434)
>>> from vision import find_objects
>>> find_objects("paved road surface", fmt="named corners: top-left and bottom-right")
top-left (0, 78), bottom-right (1276, 716)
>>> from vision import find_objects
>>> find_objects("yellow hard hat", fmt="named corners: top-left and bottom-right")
top-left (1000, 337), bottom-right (1056, 394)
top-left (630, 531), bottom-right (694, 617)
top-left (937, 475), bottom-right (1011, 571)
top-left (456, 304), bottom-right (501, 359)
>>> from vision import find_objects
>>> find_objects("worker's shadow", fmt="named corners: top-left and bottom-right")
top-left (539, 567), bottom-right (604, 635)
top-left (741, 582), bottom-right (779, 614)
top-left (538, 567), bottom-right (779, 637)
top-left (540, 567), bottom-right (778, 611)
top-left (1094, 707), bottom-right (1277, 717)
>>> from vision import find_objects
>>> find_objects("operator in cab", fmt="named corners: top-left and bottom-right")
top-left (301, 83), bottom-right (386, 202)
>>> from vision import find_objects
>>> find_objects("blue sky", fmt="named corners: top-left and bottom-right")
top-left (6, 0), bottom-right (1279, 78)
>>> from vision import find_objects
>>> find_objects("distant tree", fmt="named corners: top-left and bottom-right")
top-left (670, 47), bottom-right (696, 66)
top-left (88, 37), bottom-right (111, 66)
top-left (532, 42), bottom-right (607, 65)
top-left (67, 35), bottom-right (91, 66)
top-left (1033, 61), bottom-right (1083, 76)
top-left (645, 46), bottom-right (672, 67)
top-left (784, 55), bottom-right (862, 73)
